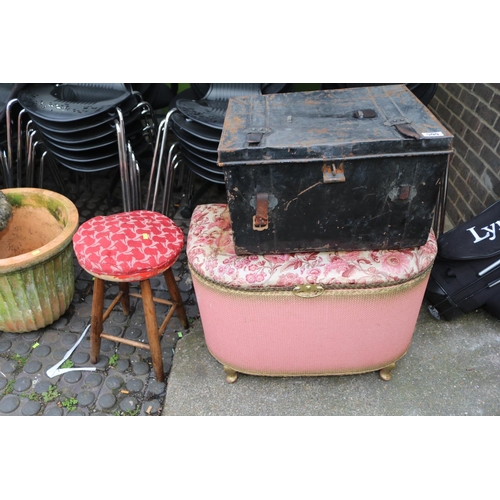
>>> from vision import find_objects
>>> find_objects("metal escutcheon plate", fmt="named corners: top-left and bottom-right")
top-left (292, 284), bottom-right (325, 298)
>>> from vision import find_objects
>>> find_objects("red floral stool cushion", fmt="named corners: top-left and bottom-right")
top-left (73, 210), bottom-right (184, 282)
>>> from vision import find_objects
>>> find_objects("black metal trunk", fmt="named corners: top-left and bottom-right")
top-left (218, 85), bottom-right (454, 255)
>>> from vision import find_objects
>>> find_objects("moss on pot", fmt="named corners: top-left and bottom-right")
top-left (0, 188), bottom-right (79, 333)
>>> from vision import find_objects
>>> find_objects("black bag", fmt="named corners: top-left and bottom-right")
top-left (483, 296), bottom-right (500, 318)
top-left (425, 201), bottom-right (500, 320)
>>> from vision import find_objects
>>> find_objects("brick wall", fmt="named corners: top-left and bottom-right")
top-left (427, 83), bottom-right (500, 227)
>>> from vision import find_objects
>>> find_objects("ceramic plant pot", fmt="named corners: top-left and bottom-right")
top-left (0, 188), bottom-right (79, 333)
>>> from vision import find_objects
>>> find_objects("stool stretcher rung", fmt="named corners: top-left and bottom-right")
top-left (158, 304), bottom-right (177, 335)
top-left (100, 333), bottom-right (152, 351)
top-left (128, 291), bottom-right (175, 307)
top-left (103, 290), bottom-right (125, 321)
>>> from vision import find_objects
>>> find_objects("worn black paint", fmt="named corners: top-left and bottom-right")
top-left (218, 85), bottom-right (454, 255)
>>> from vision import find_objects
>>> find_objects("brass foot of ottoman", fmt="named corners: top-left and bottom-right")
top-left (223, 366), bottom-right (238, 383)
top-left (379, 362), bottom-right (397, 381)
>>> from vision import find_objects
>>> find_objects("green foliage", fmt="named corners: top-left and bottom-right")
top-left (19, 392), bottom-right (40, 401)
top-left (109, 354), bottom-right (119, 367)
top-left (61, 397), bottom-right (78, 412)
top-left (124, 406), bottom-right (140, 416)
top-left (112, 405), bottom-right (140, 416)
top-left (1, 380), bottom-right (14, 396)
top-left (9, 353), bottom-right (28, 368)
top-left (61, 359), bottom-right (74, 369)
top-left (42, 385), bottom-right (59, 403)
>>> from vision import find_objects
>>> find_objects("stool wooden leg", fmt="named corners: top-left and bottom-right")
top-left (90, 277), bottom-right (105, 364)
top-left (140, 279), bottom-right (164, 382)
top-left (119, 282), bottom-right (130, 315)
top-left (163, 268), bottom-right (189, 329)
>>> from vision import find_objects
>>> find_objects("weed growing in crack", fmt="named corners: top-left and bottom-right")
top-left (42, 385), bottom-right (59, 403)
top-left (61, 359), bottom-right (74, 369)
top-left (1, 380), bottom-right (14, 396)
top-left (61, 397), bottom-right (78, 412)
top-left (109, 353), bottom-right (119, 367)
top-left (9, 353), bottom-right (29, 368)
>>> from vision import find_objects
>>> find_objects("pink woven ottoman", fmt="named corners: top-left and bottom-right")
top-left (187, 204), bottom-right (437, 383)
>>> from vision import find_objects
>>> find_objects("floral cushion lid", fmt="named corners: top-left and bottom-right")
top-left (187, 204), bottom-right (438, 290)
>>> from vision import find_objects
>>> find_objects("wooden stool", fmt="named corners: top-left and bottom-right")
top-left (72, 209), bottom-right (189, 382)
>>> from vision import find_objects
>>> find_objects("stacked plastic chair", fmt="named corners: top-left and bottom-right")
top-left (1, 83), bottom-right (64, 190)
top-left (165, 84), bottom-right (292, 217)
top-left (14, 83), bottom-right (161, 209)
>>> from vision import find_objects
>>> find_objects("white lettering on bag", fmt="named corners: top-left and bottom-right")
top-left (467, 221), bottom-right (500, 243)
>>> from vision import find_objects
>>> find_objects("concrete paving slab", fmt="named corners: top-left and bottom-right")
top-left (163, 303), bottom-right (500, 416)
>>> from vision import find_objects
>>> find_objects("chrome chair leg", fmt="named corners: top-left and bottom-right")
top-left (16, 108), bottom-right (27, 187)
top-left (145, 118), bottom-right (166, 211)
top-left (25, 128), bottom-right (38, 187)
top-left (173, 157), bottom-right (184, 191)
top-left (127, 141), bottom-right (141, 211)
top-left (5, 99), bottom-right (18, 174)
top-left (45, 151), bottom-right (65, 192)
top-left (39, 151), bottom-right (47, 187)
top-left (115, 107), bottom-right (131, 212)
top-left (0, 149), bottom-right (11, 188)
top-left (146, 108), bottom-right (177, 212)
top-left (161, 145), bottom-right (181, 217)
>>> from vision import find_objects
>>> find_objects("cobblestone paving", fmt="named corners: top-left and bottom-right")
top-left (0, 166), bottom-right (214, 416)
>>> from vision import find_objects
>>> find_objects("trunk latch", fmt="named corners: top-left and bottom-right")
top-left (253, 192), bottom-right (269, 231)
top-left (323, 162), bottom-right (346, 183)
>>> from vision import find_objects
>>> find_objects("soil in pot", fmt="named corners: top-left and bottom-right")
top-left (0, 205), bottom-right (64, 259)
